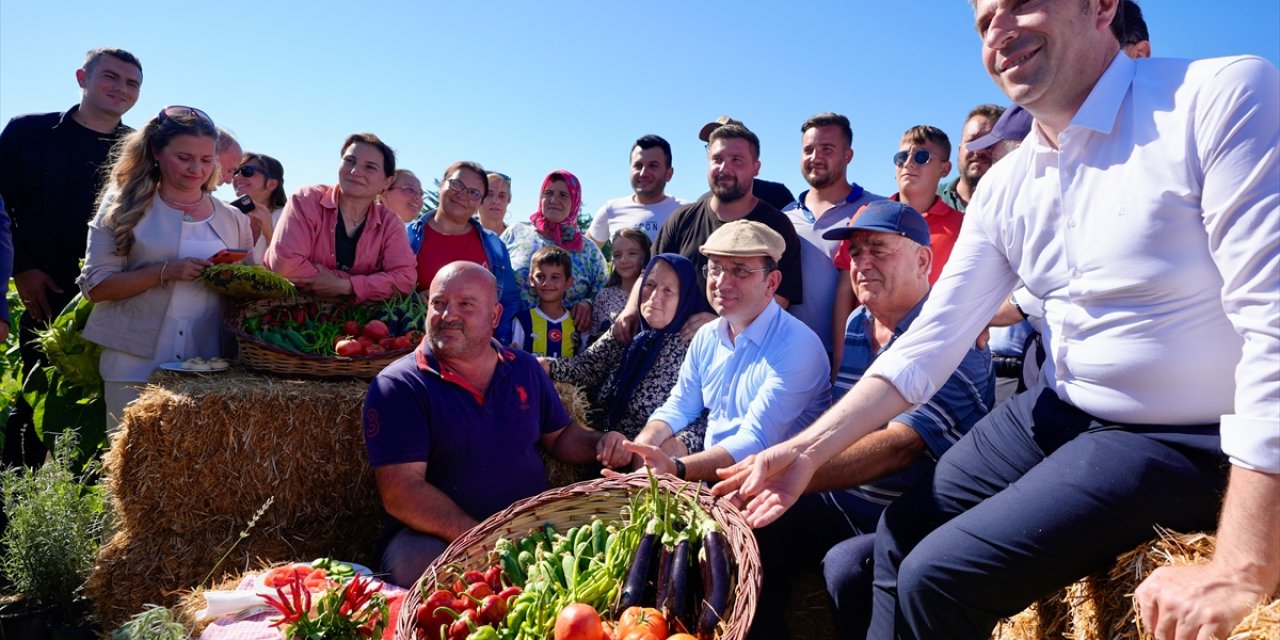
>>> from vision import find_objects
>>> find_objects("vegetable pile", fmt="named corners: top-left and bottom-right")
top-left (200, 264), bottom-right (298, 299)
top-left (239, 294), bottom-right (426, 358)
top-left (412, 474), bottom-right (732, 640)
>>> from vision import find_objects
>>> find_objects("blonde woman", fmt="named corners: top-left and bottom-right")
top-left (78, 106), bottom-right (253, 431)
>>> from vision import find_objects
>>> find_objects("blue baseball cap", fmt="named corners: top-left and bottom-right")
top-left (822, 200), bottom-right (931, 247)
top-left (967, 104), bottom-right (1033, 152)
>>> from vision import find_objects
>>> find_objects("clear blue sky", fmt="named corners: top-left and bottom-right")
top-left (3, 1), bottom-right (1277, 221)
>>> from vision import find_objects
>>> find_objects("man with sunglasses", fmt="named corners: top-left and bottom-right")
top-left (719, 0), bottom-right (1278, 638)
top-left (405, 161), bottom-right (521, 345)
top-left (0, 47), bottom-right (142, 467)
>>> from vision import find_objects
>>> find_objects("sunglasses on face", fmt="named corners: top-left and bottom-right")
top-left (893, 149), bottom-right (934, 167)
top-left (158, 105), bottom-right (214, 128)
top-left (234, 165), bottom-right (272, 179)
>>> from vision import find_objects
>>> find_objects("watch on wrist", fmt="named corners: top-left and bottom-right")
top-left (673, 457), bottom-right (687, 480)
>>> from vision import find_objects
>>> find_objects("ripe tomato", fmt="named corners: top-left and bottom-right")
top-left (667, 635), bottom-right (698, 640)
top-left (554, 603), bottom-right (603, 640)
top-left (392, 335), bottom-right (412, 351)
top-left (335, 338), bottom-right (363, 357)
top-left (362, 319), bottom-right (390, 340)
top-left (342, 320), bottom-right (362, 336)
top-left (615, 607), bottom-right (667, 640)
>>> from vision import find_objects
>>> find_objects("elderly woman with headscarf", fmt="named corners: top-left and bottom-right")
top-left (501, 169), bottom-right (607, 329)
top-left (543, 253), bottom-right (706, 454)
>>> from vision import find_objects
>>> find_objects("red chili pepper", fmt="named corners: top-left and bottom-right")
top-left (483, 565), bottom-right (502, 591)
top-left (292, 308), bottom-right (306, 325)
top-left (497, 585), bottom-right (522, 602)
top-left (463, 570), bottom-right (486, 586)
top-left (477, 594), bottom-right (507, 625)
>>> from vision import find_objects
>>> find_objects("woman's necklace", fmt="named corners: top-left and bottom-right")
top-left (159, 191), bottom-right (206, 222)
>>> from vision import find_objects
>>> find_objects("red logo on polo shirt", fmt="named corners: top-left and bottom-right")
top-left (515, 385), bottom-right (530, 410)
top-left (365, 408), bottom-right (381, 438)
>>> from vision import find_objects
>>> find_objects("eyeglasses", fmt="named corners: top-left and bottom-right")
top-left (893, 150), bottom-right (935, 167)
top-left (158, 105), bottom-right (214, 127)
top-left (444, 178), bottom-right (484, 201)
top-left (702, 264), bottom-right (772, 280)
top-left (394, 185), bottom-right (425, 199)
top-left (234, 165), bottom-right (273, 179)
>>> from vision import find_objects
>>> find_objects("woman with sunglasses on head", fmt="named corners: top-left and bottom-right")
top-left (382, 169), bottom-right (425, 224)
top-left (477, 172), bottom-right (511, 235)
top-left (77, 106), bottom-right (254, 431)
top-left (265, 133), bottom-right (416, 301)
top-left (231, 152), bottom-right (286, 261)
top-left (501, 169), bottom-right (608, 332)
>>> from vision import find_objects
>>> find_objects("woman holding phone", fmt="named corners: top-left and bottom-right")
top-left (78, 106), bottom-right (254, 430)
top-left (231, 152), bottom-right (286, 261)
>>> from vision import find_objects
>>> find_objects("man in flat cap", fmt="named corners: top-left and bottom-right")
top-left (618, 220), bottom-right (830, 483)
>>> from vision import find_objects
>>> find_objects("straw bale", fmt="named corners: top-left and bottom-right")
top-left (544, 381), bottom-right (591, 487)
top-left (991, 530), bottom-right (1278, 640)
top-left (104, 369), bottom-right (379, 536)
top-left (89, 512), bottom-right (378, 632)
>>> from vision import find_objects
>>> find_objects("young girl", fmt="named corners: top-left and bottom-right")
top-left (589, 227), bottom-right (651, 343)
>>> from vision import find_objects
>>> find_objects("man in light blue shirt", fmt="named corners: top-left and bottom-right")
top-left (622, 220), bottom-right (830, 482)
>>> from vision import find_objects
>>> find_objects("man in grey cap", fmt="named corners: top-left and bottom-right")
top-left (744, 201), bottom-right (994, 640)
top-left (697, 116), bottom-right (796, 210)
top-left (618, 220), bottom-right (830, 484)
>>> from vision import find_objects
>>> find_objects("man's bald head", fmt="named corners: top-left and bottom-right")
top-left (431, 261), bottom-right (499, 306)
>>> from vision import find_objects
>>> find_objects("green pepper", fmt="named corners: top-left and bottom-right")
top-left (466, 627), bottom-right (499, 640)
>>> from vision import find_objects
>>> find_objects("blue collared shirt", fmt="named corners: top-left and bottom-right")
top-left (782, 184), bottom-right (884, 353)
top-left (650, 300), bottom-right (831, 462)
top-left (835, 294), bottom-right (994, 516)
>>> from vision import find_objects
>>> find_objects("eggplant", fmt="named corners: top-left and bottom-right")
top-left (698, 529), bottom-right (730, 640)
top-left (663, 536), bottom-right (692, 629)
top-left (654, 543), bottom-right (674, 610)
top-left (617, 530), bottom-right (659, 612)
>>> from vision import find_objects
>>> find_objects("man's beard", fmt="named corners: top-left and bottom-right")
top-left (711, 174), bottom-right (748, 203)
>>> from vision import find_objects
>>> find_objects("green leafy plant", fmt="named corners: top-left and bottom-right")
top-left (110, 604), bottom-right (191, 640)
top-left (0, 432), bottom-right (110, 624)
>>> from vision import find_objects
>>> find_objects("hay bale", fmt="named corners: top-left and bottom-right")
top-left (104, 370), bottom-right (378, 535)
top-left (992, 530), bottom-right (1278, 640)
top-left (544, 381), bottom-right (591, 487)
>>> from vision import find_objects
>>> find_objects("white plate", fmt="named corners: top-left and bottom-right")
top-left (158, 361), bottom-right (231, 373)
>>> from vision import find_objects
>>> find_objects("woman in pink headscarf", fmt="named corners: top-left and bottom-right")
top-left (500, 169), bottom-right (607, 330)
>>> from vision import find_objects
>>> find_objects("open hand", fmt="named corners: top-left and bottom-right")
top-left (712, 443), bottom-right (816, 528)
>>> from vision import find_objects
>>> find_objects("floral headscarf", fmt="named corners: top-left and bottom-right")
top-left (529, 169), bottom-right (584, 252)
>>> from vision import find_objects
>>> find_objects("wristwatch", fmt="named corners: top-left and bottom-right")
top-left (673, 457), bottom-right (687, 480)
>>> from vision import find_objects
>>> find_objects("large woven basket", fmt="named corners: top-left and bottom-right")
top-left (226, 297), bottom-right (413, 379)
top-left (394, 472), bottom-right (761, 640)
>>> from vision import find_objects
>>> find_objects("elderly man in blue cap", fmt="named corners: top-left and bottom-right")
top-left (744, 200), bottom-right (995, 640)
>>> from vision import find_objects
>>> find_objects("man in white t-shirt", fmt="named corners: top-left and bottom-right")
top-left (586, 134), bottom-right (687, 246)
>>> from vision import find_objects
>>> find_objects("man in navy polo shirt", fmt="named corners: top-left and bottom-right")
top-left (363, 261), bottom-right (632, 587)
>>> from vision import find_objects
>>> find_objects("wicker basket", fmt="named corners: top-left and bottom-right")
top-left (226, 297), bottom-right (413, 379)
top-left (394, 473), bottom-right (761, 640)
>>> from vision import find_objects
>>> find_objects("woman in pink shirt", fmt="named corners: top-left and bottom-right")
top-left (265, 133), bottom-right (417, 301)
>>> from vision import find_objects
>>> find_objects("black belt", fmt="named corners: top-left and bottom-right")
top-left (992, 354), bottom-right (1025, 379)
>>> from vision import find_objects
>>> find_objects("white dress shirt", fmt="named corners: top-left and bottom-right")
top-left (866, 53), bottom-right (1279, 473)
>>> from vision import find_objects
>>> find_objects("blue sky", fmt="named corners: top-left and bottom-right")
top-left (3, 1), bottom-right (1277, 221)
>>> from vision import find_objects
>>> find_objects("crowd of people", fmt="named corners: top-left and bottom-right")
top-left (1, 0), bottom-right (1276, 639)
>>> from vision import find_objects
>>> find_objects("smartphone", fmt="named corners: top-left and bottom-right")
top-left (230, 194), bottom-right (255, 214)
top-left (209, 249), bottom-right (250, 264)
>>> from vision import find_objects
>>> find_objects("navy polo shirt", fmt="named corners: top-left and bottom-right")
top-left (363, 338), bottom-right (571, 530)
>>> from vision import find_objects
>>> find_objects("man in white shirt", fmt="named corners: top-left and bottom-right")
top-left (715, 1), bottom-right (1279, 639)
top-left (586, 135), bottom-right (686, 246)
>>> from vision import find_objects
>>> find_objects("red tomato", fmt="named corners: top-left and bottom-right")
top-left (615, 607), bottom-right (667, 640)
top-left (342, 320), bottom-right (362, 336)
top-left (365, 344), bottom-right (386, 355)
top-left (378, 337), bottom-right (397, 350)
top-left (667, 635), bottom-right (697, 640)
top-left (362, 319), bottom-right (390, 340)
top-left (392, 335), bottom-right (412, 351)
top-left (357, 336), bottom-right (374, 348)
top-left (335, 338), bottom-right (363, 357)
top-left (554, 603), bottom-right (603, 640)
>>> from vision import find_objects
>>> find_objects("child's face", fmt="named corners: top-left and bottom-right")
top-left (611, 236), bottom-right (646, 282)
top-left (530, 264), bottom-right (572, 304)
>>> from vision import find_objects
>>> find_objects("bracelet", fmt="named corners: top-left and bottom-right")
top-left (673, 457), bottom-right (687, 480)
top-left (159, 261), bottom-right (170, 288)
